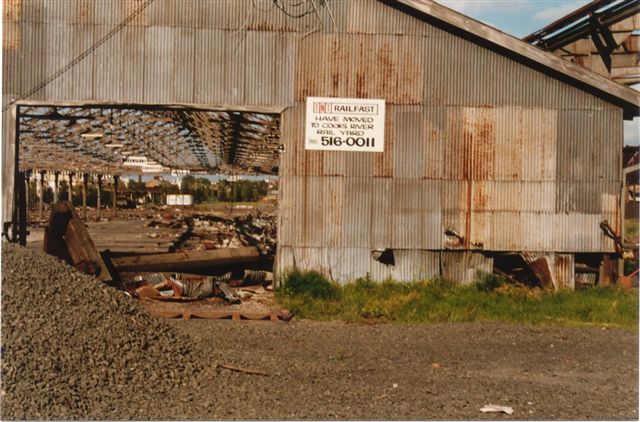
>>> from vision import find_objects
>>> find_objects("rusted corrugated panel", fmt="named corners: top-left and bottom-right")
top-left (242, 31), bottom-right (296, 106)
top-left (441, 251), bottom-right (492, 285)
top-left (18, 23), bottom-right (46, 102)
top-left (193, 29), bottom-right (244, 106)
top-left (43, 23), bottom-right (95, 101)
top-left (323, 176), bottom-right (344, 247)
top-left (555, 110), bottom-right (589, 185)
top-left (41, 0), bottom-right (95, 25)
top-left (143, 26), bottom-right (195, 104)
top-left (379, 250), bottom-right (440, 282)
top-left (423, 30), bottom-right (614, 111)
top-left (370, 178), bottom-right (392, 248)
top-left (472, 181), bottom-right (556, 213)
top-left (390, 179), bottom-right (442, 249)
top-left (555, 254), bottom-right (575, 290)
top-left (373, 105), bottom-right (394, 177)
top-left (94, 0), bottom-right (148, 26)
top-left (280, 104), bottom-right (303, 178)
top-left (466, 107), bottom-right (496, 180)
top-left (277, 246), bottom-right (442, 284)
top-left (92, 25), bottom-right (145, 102)
top-left (302, 176), bottom-right (327, 247)
top-left (277, 174), bottom-right (299, 247)
top-left (295, 33), bottom-right (425, 104)
top-left (553, 213), bottom-right (613, 253)
top-left (340, 177), bottom-right (372, 247)
top-left (322, 151), bottom-right (346, 177)
top-left (346, 0), bottom-right (444, 36)
top-left (442, 107), bottom-right (466, 180)
top-left (521, 108), bottom-right (557, 181)
top-left (556, 181), bottom-right (619, 214)
top-left (393, 106), bottom-right (426, 178)
top-left (392, 178), bottom-right (423, 248)
top-left (493, 107), bottom-right (523, 180)
top-left (2, 34), bottom-right (22, 93)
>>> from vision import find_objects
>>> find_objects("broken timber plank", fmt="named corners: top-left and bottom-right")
top-left (44, 201), bottom-right (112, 282)
top-left (110, 247), bottom-right (259, 272)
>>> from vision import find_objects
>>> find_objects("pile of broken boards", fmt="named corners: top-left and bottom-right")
top-left (147, 212), bottom-right (277, 256)
top-left (127, 269), bottom-right (289, 321)
top-left (43, 201), bottom-right (290, 321)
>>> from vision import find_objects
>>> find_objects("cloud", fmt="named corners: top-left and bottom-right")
top-left (533, 1), bottom-right (590, 22)
top-left (435, 0), bottom-right (527, 14)
top-left (624, 118), bottom-right (639, 146)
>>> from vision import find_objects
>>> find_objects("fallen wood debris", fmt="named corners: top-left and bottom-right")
top-left (479, 404), bottom-right (513, 415)
top-left (43, 201), bottom-right (112, 282)
top-left (110, 247), bottom-right (259, 272)
top-left (217, 363), bottom-right (270, 376)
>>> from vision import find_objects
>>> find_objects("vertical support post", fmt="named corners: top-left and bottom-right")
top-left (599, 254), bottom-right (613, 286)
top-left (8, 105), bottom-right (20, 242)
top-left (15, 171), bottom-right (27, 246)
top-left (113, 175), bottom-right (119, 218)
top-left (25, 170), bottom-right (31, 213)
top-left (39, 170), bottom-right (45, 221)
top-left (53, 171), bottom-right (60, 204)
top-left (68, 172), bottom-right (74, 203)
top-left (96, 174), bottom-right (102, 220)
top-left (82, 173), bottom-right (88, 220)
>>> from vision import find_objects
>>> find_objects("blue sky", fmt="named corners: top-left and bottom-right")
top-left (434, 0), bottom-right (639, 146)
top-left (434, 0), bottom-right (591, 38)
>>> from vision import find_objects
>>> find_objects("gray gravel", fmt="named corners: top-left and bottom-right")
top-left (1, 242), bottom-right (216, 420)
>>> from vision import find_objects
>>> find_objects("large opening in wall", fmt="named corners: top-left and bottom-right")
top-left (10, 101), bottom-right (283, 302)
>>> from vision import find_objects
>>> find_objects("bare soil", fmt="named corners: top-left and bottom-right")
top-left (168, 319), bottom-right (639, 420)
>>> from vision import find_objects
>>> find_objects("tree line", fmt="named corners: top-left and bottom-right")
top-left (29, 175), bottom-right (272, 207)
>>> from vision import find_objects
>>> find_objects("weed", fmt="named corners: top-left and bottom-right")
top-left (276, 274), bottom-right (638, 329)
top-left (475, 271), bottom-right (506, 292)
top-left (279, 269), bottom-right (339, 300)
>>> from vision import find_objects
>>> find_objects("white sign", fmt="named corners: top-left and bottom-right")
top-left (142, 164), bottom-right (166, 173)
top-left (305, 97), bottom-right (385, 152)
top-left (123, 156), bottom-right (148, 167)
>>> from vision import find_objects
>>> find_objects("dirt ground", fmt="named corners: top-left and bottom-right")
top-left (166, 319), bottom-right (638, 420)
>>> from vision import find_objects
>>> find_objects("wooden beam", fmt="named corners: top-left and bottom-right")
top-left (44, 201), bottom-right (111, 282)
top-left (82, 173), bottom-right (88, 220)
top-left (110, 247), bottom-right (260, 273)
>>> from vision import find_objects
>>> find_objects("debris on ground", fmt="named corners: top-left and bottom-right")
top-left (161, 212), bottom-right (277, 255)
top-left (479, 404), bottom-right (514, 415)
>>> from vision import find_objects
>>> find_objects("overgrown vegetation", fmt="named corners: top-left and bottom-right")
top-left (276, 271), bottom-right (639, 328)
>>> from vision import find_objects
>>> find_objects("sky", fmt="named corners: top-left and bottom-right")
top-left (434, 0), bottom-right (640, 146)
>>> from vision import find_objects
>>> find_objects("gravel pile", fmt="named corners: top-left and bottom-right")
top-left (1, 242), bottom-right (216, 420)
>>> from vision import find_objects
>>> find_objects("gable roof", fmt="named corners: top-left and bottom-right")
top-left (383, 0), bottom-right (640, 118)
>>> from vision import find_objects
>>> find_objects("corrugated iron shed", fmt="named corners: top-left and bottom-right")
top-left (3, 0), bottom-right (639, 284)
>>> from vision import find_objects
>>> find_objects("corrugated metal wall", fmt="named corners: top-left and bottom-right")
top-left (2, 0), bottom-right (623, 282)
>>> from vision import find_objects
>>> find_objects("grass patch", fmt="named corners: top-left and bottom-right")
top-left (276, 271), bottom-right (639, 329)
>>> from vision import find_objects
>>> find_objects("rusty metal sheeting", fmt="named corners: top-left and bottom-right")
top-left (295, 33), bottom-right (426, 104)
top-left (423, 31), bottom-right (619, 110)
top-left (280, 101), bottom-right (620, 255)
top-left (276, 246), bottom-right (492, 284)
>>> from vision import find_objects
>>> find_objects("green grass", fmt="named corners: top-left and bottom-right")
top-left (276, 271), bottom-right (639, 329)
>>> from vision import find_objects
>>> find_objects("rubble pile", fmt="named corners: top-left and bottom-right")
top-left (178, 213), bottom-right (277, 256)
top-left (0, 242), bottom-right (216, 420)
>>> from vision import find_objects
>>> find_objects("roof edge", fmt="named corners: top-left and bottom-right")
top-left (386, 0), bottom-right (640, 118)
